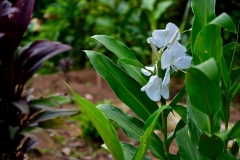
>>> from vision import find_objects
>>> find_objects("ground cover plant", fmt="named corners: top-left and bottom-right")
top-left (0, 0), bottom-right (79, 159)
top-left (68, 0), bottom-right (240, 159)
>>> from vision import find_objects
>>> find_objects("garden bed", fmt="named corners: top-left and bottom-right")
top-left (27, 68), bottom-right (240, 160)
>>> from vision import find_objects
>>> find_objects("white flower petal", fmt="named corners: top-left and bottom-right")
top-left (165, 23), bottom-right (181, 44)
top-left (173, 56), bottom-right (192, 69)
top-left (141, 75), bottom-right (161, 101)
top-left (161, 84), bottom-right (169, 99)
top-left (152, 29), bottom-right (167, 48)
top-left (169, 42), bottom-right (186, 60)
top-left (161, 49), bottom-right (172, 69)
top-left (141, 66), bottom-right (155, 76)
top-left (162, 66), bottom-right (170, 85)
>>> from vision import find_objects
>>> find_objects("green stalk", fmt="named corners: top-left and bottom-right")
top-left (208, 115), bottom-right (213, 135)
top-left (160, 98), bottom-right (168, 160)
top-left (224, 21), bottom-right (239, 150)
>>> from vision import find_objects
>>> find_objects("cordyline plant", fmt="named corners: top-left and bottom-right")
top-left (0, 0), bottom-right (79, 159)
top-left (67, 0), bottom-right (240, 159)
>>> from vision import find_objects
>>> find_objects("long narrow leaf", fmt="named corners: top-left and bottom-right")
top-left (91, 35), bottom-right (147, 85)
top-left (133, 105), bottom-right (170, 160)
top-left (176, 127), bottom-right (206, 160)
top-left (85, 50), bottom-right (161, 128)
top-left (98, 104), bottom-right (165, 159)
top-left (67, 84), bottom-right (125, 160)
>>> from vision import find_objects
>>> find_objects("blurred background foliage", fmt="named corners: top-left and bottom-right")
top-left (22, 0), bottom-right (240, 74)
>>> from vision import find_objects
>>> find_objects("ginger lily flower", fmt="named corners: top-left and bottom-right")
top-left (141, 66), bottom-right (155, 76)
top-left (141, 75), bottom-right (169, 101)
top-left (161, 43), bottom-right (192, 85)
top-left (147, 22), bottom-right (180, 48)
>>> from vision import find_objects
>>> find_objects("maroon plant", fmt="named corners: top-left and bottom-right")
top-left (0, 0), bottom-right (79, 159)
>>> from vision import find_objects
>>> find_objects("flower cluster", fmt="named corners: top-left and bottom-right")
top-left (141, 23), bottom-right (192, 101)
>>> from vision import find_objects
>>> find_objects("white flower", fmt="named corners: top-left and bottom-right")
top-left (147, 22), bottom-right (180, 48)
top-left (141, 66), bottom-right (154, 76)
top-left (141, 75), bottom-right (169, 101)
top-left (161, 42), bottom-right (192, 85)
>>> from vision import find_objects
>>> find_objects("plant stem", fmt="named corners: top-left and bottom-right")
top-left (224, 21), bottom-right (239, 150)
top-left (208, 115), bottom-right (213, 135)
top-left (160, 98), bottom-right (168, 160)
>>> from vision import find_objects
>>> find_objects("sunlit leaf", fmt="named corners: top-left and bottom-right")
top-left (85, 50), bottom-right (161, 128)
top-left (67, 85), bottom-right (125, 160)
top-left (122, 142), bottom-right (151, 160)
top-left (194, 25), bottom-right (222, 64)
top-left (98, 104), bottom-right (164, 159)
top-left (91, 35), bottom-right (147, 85)
top-left (133, 105), bottom-right (170, 160)
top-left (209, 12), bottom-right (236, 33)
top-left (228, 121), bottom-right (240, 139)
top-left (117, 58), bottom-right (145, 68)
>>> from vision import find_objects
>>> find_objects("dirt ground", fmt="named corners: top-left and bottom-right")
top-left (27, 68), bottom-right (240, 160)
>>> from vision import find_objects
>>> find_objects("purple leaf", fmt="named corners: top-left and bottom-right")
top-left (0, 0), bottom-right (19, 17)
top-left (20, 138), bottom-right (37, 154)
top-left (15, 40), bottom-right (72, 85)
top-left (10, 0), bottom-right (35, 46)
top-left (0, 32), bottom-right (15, 65)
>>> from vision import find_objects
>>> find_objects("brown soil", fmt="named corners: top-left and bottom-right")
top-left (26, 68), bottom-right (240, 160)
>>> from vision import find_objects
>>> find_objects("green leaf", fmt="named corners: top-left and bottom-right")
top-left (229, 80), bottom-right (240, 102)
top-left (220, 55), bottom-right (229, 87)
top-left (85, 50), bottom-right (160, 127)
top-left (198, 133), bottom-right (224, 159)
top-left (29, 95), bottom-right (72, 109)
top-left (67, 85), bottom-right (125, 160)
top-left (91, 35), bottom-right (147, 85)
top-left (141, 0), bottom-right (156, 11)
top-left (38, 119), bottom-right (72, 131)
top-left (171, 105), bottom-right (187, 123)
top-left (231, 67), bottom-right (240, 84)
top-left (186, 61), bottom-right (221, 116)
top-left (228, 120), bottom-right (240, 139)
top-left (169, 85), bottom-right (186, 106)
top-left (223, 42), bottom-right (237, 56)
top-left (188, 101), bottom-right (209, 133)
top-left (153, 1), bottom-right (173, 20)
top-left (191, 0), bottom-right (216, 64)
top-left (209, 12), bottom-right (236, 33)
top-left (193, 58), bottom-right (219, 84)
top-left (117, 58), bottom-right (145, 68)
top-left (30, 109), bottom-right (79, 124)
top-left (216, 152), bottom-right (236, 160)
top-left (167, 119), bottom-right (185, 147)
top-left (121, 142), bottom-right (151, 160)
top-left (9, 126), bottom-right (19, 140)
top-left (176, 127), bottom-right (205, 160)
top-left (98, 104), bottom-right (164, 159)
top-left (133, 105), bottom-right (170, 160)
top-left (194, 25), bottom-right (223, 64)
top-left (187, 96), bottom-right (221, 134)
